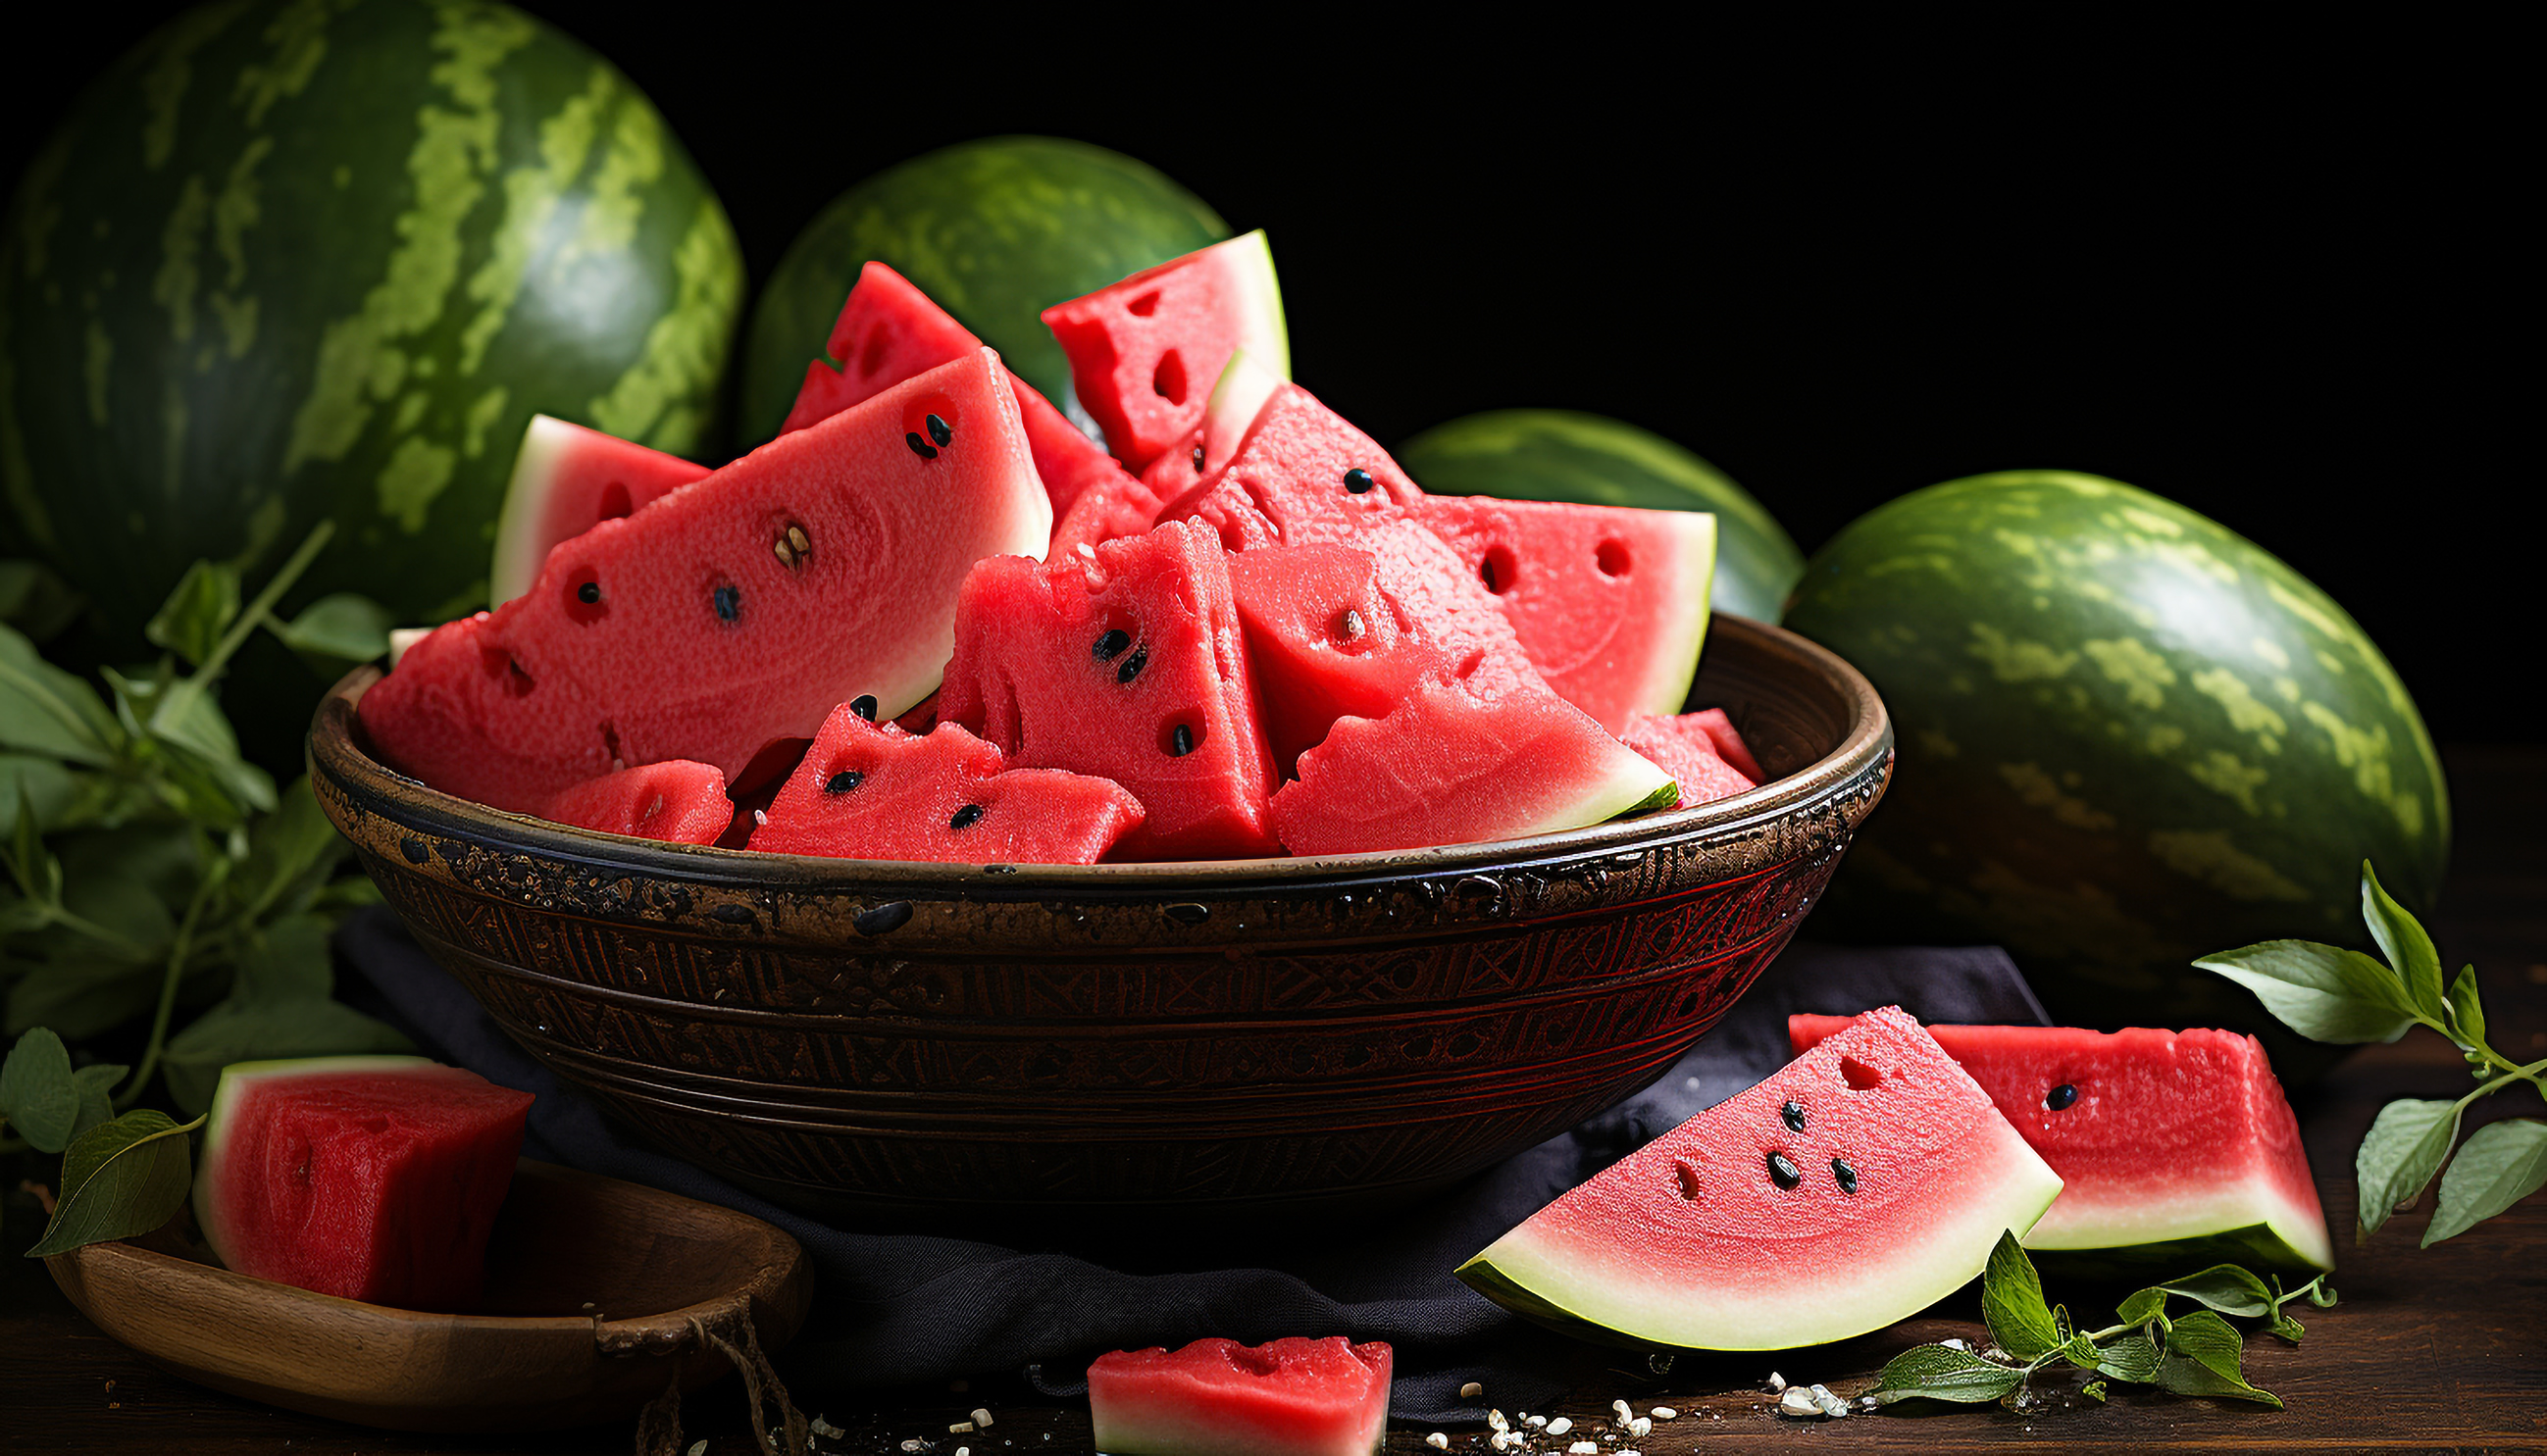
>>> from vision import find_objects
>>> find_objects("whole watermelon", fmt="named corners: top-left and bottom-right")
top-left (0, 0), bottom-right (742, 640)
top-left (1784, 471), bottom-right (2449, 1068)
top-left (739, 137), bottom-right (1227, 445)
top-left (1395, 410), bottom-right (1806, 623)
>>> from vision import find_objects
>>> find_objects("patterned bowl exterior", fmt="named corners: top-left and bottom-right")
top-left (310, 616), bottom-right (1892, 1229)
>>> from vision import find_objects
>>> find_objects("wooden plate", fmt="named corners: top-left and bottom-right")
top-left (42, 1160), bottom-right (814, 1432)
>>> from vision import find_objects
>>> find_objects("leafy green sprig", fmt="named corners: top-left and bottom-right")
top-left (2197, 864), bottom-right (2546, 1246)
top-left (0, 529), bottom-right (407, 1253)
top-left (1872, 1232), bottom-right (2333, 1410)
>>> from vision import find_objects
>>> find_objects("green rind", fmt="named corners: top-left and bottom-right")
top-left (1782, 471), bottom-right (2449, 1071)
top-left (2029, 1221), bottom-right (2331, 1282)
top-left (1397, 410), bottom-right (1803, 623)
top-left (740, 137), bottom-right (1227, 445)
top-left (1, 0), bottom-right (742, 645)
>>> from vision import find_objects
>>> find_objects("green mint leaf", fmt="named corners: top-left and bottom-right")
top-left (2445, 966), bottom-right (2486, 1049)
top-left (1870, 1344), bottom-right (2027, 1406)
top-left (2081, 1380), bottom-right (2108, 1402)
top-left (2095, 1331), bottom-right (2165, 1383)
top-left (2156, 1311), bottom-right (2280, 1407)
top-left (144, 561), bottom-right (243, 670)
top-left (161, 997), bottom-right (412, 1119)
top-left (2357, 1097), bottom-right (2464, 1236)
top-left (2156, 1264), bottom-right (2275, 1319)
top-left (2423, 1118), bottom-right (2547, 1246)
top-left (230, 916), bottom-right (335, 1006)
top-left (1, 754), bottom-right (78, 839)
top-left (0, 1028), bottom-right (79, 1152)
top-left (1980, 1230), bottom-right (2061, 1360)
top-left (2360, 862), bottom-right (2445, 1021)
top-left (69, 1063), bottom-right (124, 1140)
top-left (6, 958), bottom-right (160, 1042)
top-left (230, 778), bottom-right (345, 922)
top-left (2057, 1332), bottom-right (2103, 1370)
top-left (2115, 1285), bottom-right (2167, 1326)
top-left (25, 1109), bottom-right (205, 1258)
top-left (0, 626), bottom-right (120, 767)
top-left (270, 592), bottom-right (393, 664)
top-left (2193, 939), bottom-right (2418, 1044)
top-left (136, 677), bottom-right (276, 820)
top-left (0, 560), bottom-right (83, 643)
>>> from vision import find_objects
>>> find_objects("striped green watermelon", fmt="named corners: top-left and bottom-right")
top-left (1396, 410), bottom-right (1805, 623)
top-left (1782, 471), bottom-right (2448, 1066)
top-left (1, 0), bottom-right (742, 643)
top-left (739, 137), bottom-right (1229, 446)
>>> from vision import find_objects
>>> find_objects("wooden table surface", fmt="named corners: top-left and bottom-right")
top-left (7, 746), bottom-right (2542, 1454)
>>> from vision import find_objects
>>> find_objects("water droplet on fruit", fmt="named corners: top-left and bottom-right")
top-left (1766, 1151), bottom-right (1803, 1189)
top-left (2046, 1082), bottom-right (2079, 1111)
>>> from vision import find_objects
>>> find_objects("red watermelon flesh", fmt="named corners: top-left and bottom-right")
top-left (1788, 1017), bottom-right (2333, 1273)
top-left (489, 415), bottom-right (710, 607)
top-left (192, 1057), bottom-right (535, 1312)
top-left (783, 260), bottom-right (1124, 518)
top-left (1683, 706), bottom-right (1762, 781)
top-left (537, 760), bottom-right (733, 845)
top-left (1618, 711), bottom-right (1757, 809)
top-left (939, 519), bottom-right (1281, 860)
top-left (1457, 1007), bottom-right (2063, 1350)
top-left (1048, 465), bottom-right (1171, 560)
top-left (1088, 1336), bottom-right (1392, 1456)
top-left (1041, 230), bottom-right (1288, 474)
top-left (749, 701), bottom-right (1144, 864)
top-left (360, 350), bottom-right (1049, 813)
top-left (1158, 382), bottom-right (1427, 552)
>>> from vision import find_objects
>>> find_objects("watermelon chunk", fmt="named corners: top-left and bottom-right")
top-left (940, 519), bottom-right (1281, 860)
top-left (1680, 706), bottom-right (1762, 781)
top-left (488, 415), bottom-right (710, 608)
top-left (1457, 1007), bottom-right (2063, 1350)
top-left (360, 350), bottom-right (1049, 813)
top-left (537, 760), bottom-right (733, 845)
top-left (1159, 382), bottom-right (1427, 552)
top-left (1041, 230), bottom-right (1289, 473)
top-left (192, 1057), bottom-right (535, 1312)
top-left (1618, 711), bottom-right (1757, 808)
top-left (783, 260), bottom-right (1128, 519)
top-left (1088, 1336), bottom-right (1391, 1456)
top-left (1789, 1017), bottom-right (2334, 1274)
top-left (749, 701), bottom-right (1144, 864)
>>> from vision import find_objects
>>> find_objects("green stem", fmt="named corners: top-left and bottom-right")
top-left (151, 521), bottom-right (332, 734)
top-left (115, 855), bottom-right (224, 1110)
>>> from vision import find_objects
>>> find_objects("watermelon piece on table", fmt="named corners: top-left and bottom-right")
top-left (1457, 1007), bottom-right (2063, 1349)
top-left (1789, 1016), bottom-right (2333, 1274)
top-left (1088, 1336), bottom-right (1391, 1456)
top-left (749, 701), bottom-right (1143, 864)
top-left (1040, 230), bottom-right (1289, 474)
top-left (782, 260), bottom-right (1126, 518)
top-left (488, 416), bottom-right (711, 608)
top-left (537, 760), bottom-right (733, 845)
top-left (939, 519), bottom-right (1281, 860)
top-left (360, 350), bottom-right (1049, 813)
top-left (1617, 711), bottom-right (1757, 808)
top-left (192, 1057), bottom-right (535, 1313)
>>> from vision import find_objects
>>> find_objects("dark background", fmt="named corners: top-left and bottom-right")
top-left (4, 11), bottom-right (2520, 743)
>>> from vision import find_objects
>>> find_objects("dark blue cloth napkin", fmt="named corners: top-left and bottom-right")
top-left (336, 906), bottom-right (2044, 1423)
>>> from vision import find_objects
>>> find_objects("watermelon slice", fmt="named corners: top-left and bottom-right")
top-left (939, 519), bottom-right (1281, 860)
top-left (488, 415), bottom-right (710, 607)
top-left (1040, 230), bottom-right (1289, 473)
top-left (1789, 1016), bottom-right (2334, 1274)
top-left (192, 1056), bottom-right (535, 1312)
top-left (1063, 352), bottom-right (1288, 558)
top-left (783, 260), bottom-right (1128, 519)
top-left (1088, 1336), bottom-right (1391, 1456)
top-left (749, 700), bottom-right (1144, 864)
top-left (537, 760), bottom-right (733, 845)
top-left (1457, 1007), bottom-right (2063, 1350)
top-left (360, 350), bottom-right (1049, 814)
top-left (1618, 711), bottom-right (1757, 809)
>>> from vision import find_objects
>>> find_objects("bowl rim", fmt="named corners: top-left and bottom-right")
top-left (310, 613), bottom-right (1891, 889)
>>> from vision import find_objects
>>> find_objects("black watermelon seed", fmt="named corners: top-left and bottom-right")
top-left (824, 770), bottom-right (863, 794)
top-left (949, 803), bottom-right (986, 830)
top-left (1116, 643), bottom-right (1148, 684)
top-left (904, 431), bottom-right (938, 460)
top-left (713, 584), bottom-right (741, 622)
top-left (1342, 467), bottom-right (1374, 494)
top-left (849, 694), bottom-right (878, 722)
top-left (576, 580), bottom-right (601, 604)
top-left (1094, 628), bottom-right (1132, 661)
top-left (1190, 445), bottom-right (1205, 471)
top-left (2047, 1082), bottom-right (2079, 1111)
top-left (1832, 1157), bottom-right (1860, 1195)
top-left (1170, 724), bottom-right (1194, 757)
top-left (925, 413), bottom-right (952, 447)
top-left (1766, 1151), bottom-right (1803, 1189)
top-left (1780, 1100), bottom-right (1808, 1132)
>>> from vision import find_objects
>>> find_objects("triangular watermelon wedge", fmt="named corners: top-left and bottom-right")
top-left (1617, 710), bottom-right (1757, 809)
top-left (488, 415), bottom-right (711, 607)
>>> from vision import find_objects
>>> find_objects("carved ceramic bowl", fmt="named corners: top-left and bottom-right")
top-left (310, 615), bottom-right (1890, 1231)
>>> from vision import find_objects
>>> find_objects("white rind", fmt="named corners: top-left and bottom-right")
top-left (1208, 229), bottom-right (1291, 381)
top-left (2028, 1180), bottom-right (2335, 1270)
top-left (487, 415), bottom-right (579, 608)
top-left (1200, 349), bottom-right (1285, 469)
top-left (1632, 510), bottom-right (1717, 719)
